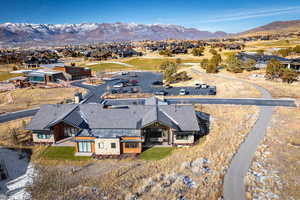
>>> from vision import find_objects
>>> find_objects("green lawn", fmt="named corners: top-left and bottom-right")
top-left (85, 58), bottom-right (202, 73)
top-left (124, 58), bottom-right (202, 70)
top-left (124, 58), bottom-right (172, 70)
top-left (0, 72), bottom-right (23, 81)
top-left (140, 147), bottom-right (175, 160)
top-left (86, 63), bottom-right (132, 72)
top-left (40, 146), bottom-right (91, 161)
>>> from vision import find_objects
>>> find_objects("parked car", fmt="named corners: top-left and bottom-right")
top-left (209, 89), bottom-right (216, 95)
top-left (118, 79), bottom-right (129, 84)
top-left (155, 90), bottom-right (167, 96)
top-left (128, 72), bottom-right (138, 77)
top-left (113, 83), bottom-right (123, 88)
top-left (121, 72), bottom-right (128, 75)
top-left (128, 80), bottom-right (139, 86)
top-left (195, 83), bottom-right (201, 89)
top-left (201, 84), bottom-right (209, 89)
top-left (165, 84), bottom-right (173, 89)
top-left (209, 86), bottom-right (216, 95)
top-left (179, 89), bottom-right (187, 95)
top-left (111, 89), bottom-right (118, 94)
top-left (127, 88), bottom-right (138, 93)
top-left (152, 81), bottom-right (163, 85)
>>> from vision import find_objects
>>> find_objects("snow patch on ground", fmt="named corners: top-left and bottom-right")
top-left (0, 148), bottom-right (34, 200)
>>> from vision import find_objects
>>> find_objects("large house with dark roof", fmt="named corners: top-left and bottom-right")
top-left (26, 97), bottom-right (209, 157)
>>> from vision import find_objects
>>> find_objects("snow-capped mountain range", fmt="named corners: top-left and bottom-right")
top-left (0, 22), bottom-right (228, 46)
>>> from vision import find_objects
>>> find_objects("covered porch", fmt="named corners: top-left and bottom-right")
top-left (141, 122), bottom-right (174, 147)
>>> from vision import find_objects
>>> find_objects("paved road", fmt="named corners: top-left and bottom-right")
top-left (104, 97), bottom-right (296, 107)
top-left (0, 81), bottom-right (98, 124)
top-left (190, 68), bottom-right (275, 200)
top-left (0, 108), bottom-right (39, 123)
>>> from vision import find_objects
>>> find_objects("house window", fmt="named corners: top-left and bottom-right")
top-left (125, 143), bottom-right (138, 148)
top-left (176, 135), bottom-right (189, 140)
top-left (64, 127), bottom-right (78, 137)
top-left (37, 133), bottom-right (51, 139)
top-left (77, 141), bottom-right (92, 152)
top-left (98, 142), bottom-right (104, 149)
top-left (111, 143), bottom-right (116, 148)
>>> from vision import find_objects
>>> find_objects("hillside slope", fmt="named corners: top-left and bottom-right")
top-left (241, 19), bottom-right (300, 36)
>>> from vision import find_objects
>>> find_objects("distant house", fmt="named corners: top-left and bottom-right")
top-left (236, 52), bottom-right (289, 69)
top-left (282, 59), bottom-right (300, 72)
top-left (26, 97), bottom-right (209, 157)
top-left (53, 66), bottom-right (92, 80)
top-left (171, 47), bottom-right (188, 54)
top-left (27, 70), bottom-right (68, 84)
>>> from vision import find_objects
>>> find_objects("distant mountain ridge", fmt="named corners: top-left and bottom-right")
top-left (1, 19), bottom-right (300, 46)
top-left (0, 22), bottom-right (228, 46)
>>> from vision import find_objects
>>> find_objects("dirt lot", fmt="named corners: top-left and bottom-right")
top-left (27, 105), bottom-right (259, 200)
top-left (245, 107), bottom-right (300, 200)
top-left (0, 87), bottom-right (86, 113)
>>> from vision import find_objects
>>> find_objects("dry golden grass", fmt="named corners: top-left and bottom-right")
top-left (77, 105), bottom-right (258, 200)
top-left (220, 69), bottom-right (300, 99)
top-left (246, 107), bottom-right (300, 200)
top-left (0, 117), bottom-right (31, 146)
top-left (0, 87), bottom-right (86, 113)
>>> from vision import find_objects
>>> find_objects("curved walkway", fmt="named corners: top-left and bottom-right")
top-left (190, 68), bottom-right (274, 200)
top-left (223, 78), bottom-right (273, 200)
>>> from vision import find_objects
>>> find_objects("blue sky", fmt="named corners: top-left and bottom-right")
top-left (1, 0), bottom-right (300, 33)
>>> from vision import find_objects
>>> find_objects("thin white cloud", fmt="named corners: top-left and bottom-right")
top-left (199, 6), bottom-right (300, 23)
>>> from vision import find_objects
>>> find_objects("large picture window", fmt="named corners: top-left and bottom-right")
top-left (64, 127), bottom-right (78, 137)
top-left (77, 141), bottom-right (92, 152)
top-left (125, 143), bottom-right (138, 148)
top-left (37, 133), bottom-right (51, 139)
top-left (176, 135), bottom-right (189, 140)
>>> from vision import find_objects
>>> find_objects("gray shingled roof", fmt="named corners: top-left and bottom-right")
top-left (26, 104), bottom-right (79, 130)
top-left (141, 106), bottom-right (179, 130)
top-left (27, 103), bottom-right (200, 132)
top-left (159, 105), bottom-right (200, 131)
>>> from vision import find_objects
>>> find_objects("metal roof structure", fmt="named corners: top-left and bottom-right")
top-left (27, 97), bottom-right (202, 138)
